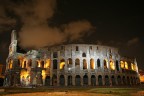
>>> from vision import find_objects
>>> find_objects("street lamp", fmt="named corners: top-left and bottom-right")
top-left (68, 67), bottom-right (72, 86)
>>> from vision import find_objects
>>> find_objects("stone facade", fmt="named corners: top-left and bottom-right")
top-left (3, 30), bottom-right (140, 87)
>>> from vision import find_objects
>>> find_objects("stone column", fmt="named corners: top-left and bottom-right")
top-left (72, 75), bottom-right (75, 86)
top-left (57, 75), bottom-right (59, 86)
top-left (88, 74), bottom-right (91, 86)
top-left (81, 75), bottom-right (83, 86)
top-left (96, 75), bottom-right (98, 85)
top-left (102, 76), bottom-right (105, 86)
top-left (65, 75), bottom-right (67, 86)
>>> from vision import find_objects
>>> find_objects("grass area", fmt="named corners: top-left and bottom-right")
top-left (0, 86), bottom-right (144, 96)
top-left (87, 88), bottom-right (139, 95)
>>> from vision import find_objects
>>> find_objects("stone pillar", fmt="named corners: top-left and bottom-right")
top-left (88, 75), bottom-right (91, 86)
top-left (50, 76), bottom-right (52, 86)
top-left (115, 76), bottom-right (118, 85)
top-left (121, 76), bottom-right (123, 85)
top-left (65, 75), bottom-right (67, 86)
top-left (72, 75), bottom-right (75, 86)
top-left (102, 76), bottom-right (105, 86)
top-left (37, 71), bottom-right (43, 86)
top-left (96, 75), bottom-right (98, 85)
top-left (81, 75), bottom-right (83, 86)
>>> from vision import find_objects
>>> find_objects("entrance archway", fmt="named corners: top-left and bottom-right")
top-left (111, 75), bottom-right (116, 85)
top-left (98, 75), bottom-right (102, 86)
top-left (45, 76), bottom-right (50, 86)
top-left (59, 75), bottom-right (65, 86)
top-left (75, 75), bottom-right (81, 86)
top-left (52, 75), bottom-right (57, 86)
top-left (83, 75), bottom-right (88, 86)
top-left (105, 75), bottom-right (110, 86)
top-left (91, 75), bottom-right (96, 86)
top-left (117, 76), bottom-right (121, 85)
top-left (68, 76), bottom-right (72, 86)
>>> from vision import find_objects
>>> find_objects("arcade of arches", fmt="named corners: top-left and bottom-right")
top-left (45, 75), bottom-right (139, 86)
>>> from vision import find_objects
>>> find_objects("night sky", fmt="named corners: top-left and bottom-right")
top-left (0, 0), bottom-right (144, 70)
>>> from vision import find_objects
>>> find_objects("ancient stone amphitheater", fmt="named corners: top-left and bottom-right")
top-left (4, 30), bottom-right (140, 87)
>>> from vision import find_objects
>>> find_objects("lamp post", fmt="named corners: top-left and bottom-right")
top-left (68, 67), bottom-right (72, 86)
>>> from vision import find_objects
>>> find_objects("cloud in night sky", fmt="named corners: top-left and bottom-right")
top-left (127, 37), bottom-right (139, 46)
top-left (0, 5), bottom-right (16, 34)
top-left (2, 0), bottom-right (94, 48)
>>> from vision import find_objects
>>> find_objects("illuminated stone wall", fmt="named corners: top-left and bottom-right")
top-left (3, 31), bottom-right (140, 87)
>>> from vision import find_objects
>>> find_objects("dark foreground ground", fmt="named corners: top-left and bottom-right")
top-left (0, 85), bottom-right (144, 96)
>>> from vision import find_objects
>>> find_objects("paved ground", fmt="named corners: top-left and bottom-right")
top-left (4, 92), bottom-right (116, 96)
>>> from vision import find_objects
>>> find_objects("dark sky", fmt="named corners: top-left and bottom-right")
top-left (0, 0), bottom-right (144, 70)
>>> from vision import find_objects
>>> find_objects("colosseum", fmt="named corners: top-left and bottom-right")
top-left (3, 30), bottom-right (140, 87)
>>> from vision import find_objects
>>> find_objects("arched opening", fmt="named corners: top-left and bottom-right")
top-left (53, 60), bottom-right (57, 69)
top-left (127, 76), bottom-right (130, 85)
top-left (52, 75), bottom-right (57, 86)
top-left (83, 59), bottom-right (87, 69)
top-left (122, 76), bottom-right (126, 85)
top-left (10, 75), bottom-right (14, 86)
top-left (41, 61), bottom-right (44, 68)
top-left (97, 59), bottom-right (100, 68)
top-left (125, 62), bottom-right (128, 69)
top-left (130, 77), bottom-right (133, 85)
top-left (98, 75), bottom-right (102, 86)
top-left (24, 61), bottom-right (26, 68)
top-left (67, 58), bottom-right (72, 64)
top-left (131, 63), bottom-right (134, 70)
top-left (75, 75), bottom-right (81, 86)
top-left (28, 59), bottom-right (32, 67)
top-left (76, 46), bottom-right (79, 51)
top-left (82, 52), bottom-right (86, 57)
top-left (53, 52), bottom-right (58, 58)
top-left (9, 59), bottom-right (13, 69)
top-left (105, 75), bottom-right (110, 86)
top-left (111, 75), bottom-right (116, 86)
top-left (104, 59), bottom-right (107, 69)
top-left (116, 60), bottom-right (119, 71)
top-left (45, 59), bottom-right (51, 68)
top-left (90, 59), bottom-right (95, 69)
top-left (110, 60), bottom-right (115, 70)
top-left (59, 75), bottom-right (65, 86)
top-left (68, 75), bottom-right (72, 86)
top-left (75, 58), bottom-right (80, 66)
top-left (20, 70), bottom-right (30, 86)
top-left (0, 78), bottom-right (4, 86)
top-left (18, 59), bottom-right (20, 67)
top-left (120, 61), bottom-right (124, 69)
top-left (75, 58), bottom-right (80, 69)
top-left (91, 75), bottom-right (96, 86)
top-left (60, 59), bottom-right (65, 70)
top-left (45, 76), bottom-right (50, 86)
top-left (117, 76), bottom-right (121, 85)
top-left (83, 75), bottom-right (88, 86)
top-left (133, 77), bottom-right (136, 85)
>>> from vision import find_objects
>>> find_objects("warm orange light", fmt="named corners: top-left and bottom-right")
top-left (90, 59), bottom-right (95, 69)
top-left (60, 62), bottom-right (65, 69)
top-left (125, 62), bottom-right (128, 69)
top-left (20, 69), bottom-right (30, 86)
top-left (37, 60), bottom-right (41, 67)
top-left (45, 59), bottom-right (51, 68)
top-left (20, 70), bottom-right (29, 79)
top-left (120, 61), bottom-right (124, 68)
top-left (22, 60), bottom-right (27, 68)
top-left (140, 75), bottom-right (144, 83)
top-left (131, 63), bottom-right (134, 70)
top-left (9, 59), bottom-right (13, 69)
top-left (42, 70), bottom-right (46, 79)
top-left (110, 60), bottom-right (115, 70)
top-left (104, 59), bottom-right (108, 69)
